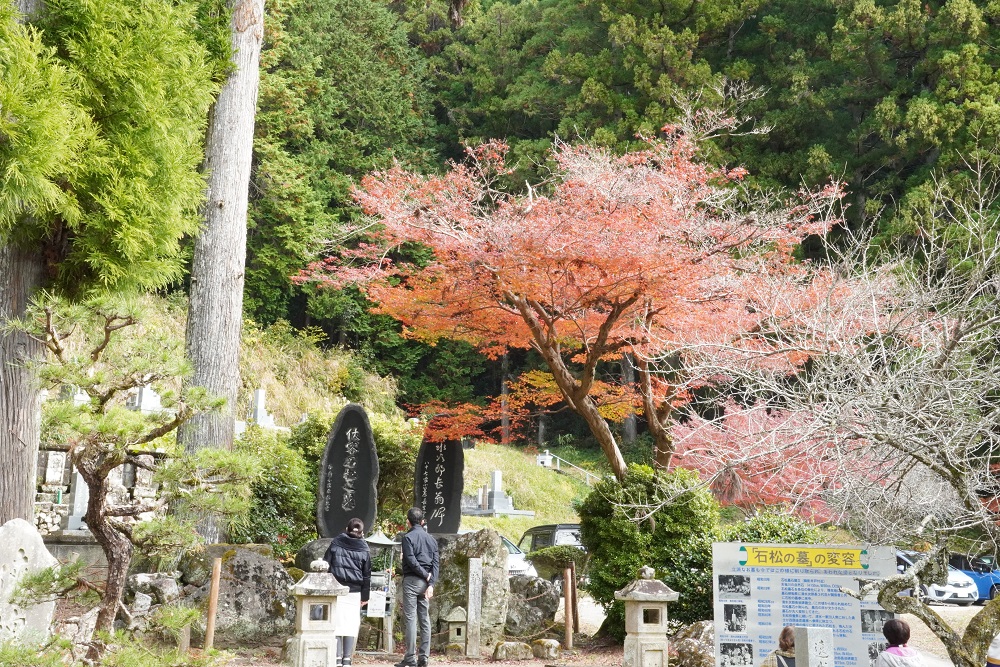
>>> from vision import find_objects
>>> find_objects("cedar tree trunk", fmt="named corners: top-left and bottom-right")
top-left (0, 244), bottom-right (45, 524)
top-left (180, 0), bottom-right (264, 458)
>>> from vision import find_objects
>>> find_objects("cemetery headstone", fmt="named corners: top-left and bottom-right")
top-left (795, 627), bottom-right (835, 667)
top-left (317, 404), bottom-right (379, 538)
top-left (66, 468), bottom-right (90, 531)
top-left (0, 518), bottom-right (58, 645)
top-left (414, 437), bottom-right (464, 533)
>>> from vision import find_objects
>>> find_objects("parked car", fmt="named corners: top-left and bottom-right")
top-left (517, 524), bottom-right (586, 590)
top-left (517, 523), bottom-right (584, 553)
top-left (896, 550), bottom-right (977, 606)
top-left (948, 553), bottom-right (1000, 603)
top-left (502, 535), bottom-right (538, 578)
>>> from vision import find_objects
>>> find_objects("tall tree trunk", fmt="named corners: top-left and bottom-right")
top-left (500, 351), bottom-right (510, 444)
top-left (621, 353), bottom-right (637, 445)
top-left (635, 355), bottom-right (673, 470)
top-left (0, 244), bottom-right (45, 525)
top-left (179, 0), bottom-right (264, 459)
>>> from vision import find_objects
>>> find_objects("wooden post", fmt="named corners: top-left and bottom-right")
top-left (204, 557), bottom-right (222, 649)
top-left (563, 567), bottom-right (573, 650)
top-left (570, 561), bottom-right (580, 633)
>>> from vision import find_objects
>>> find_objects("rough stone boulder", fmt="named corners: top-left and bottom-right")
top-left (506, 575), bottom-right (559, 636)
top-left (127, 572), bottom-right (180, 605)
top-left (294, 538), bottom-right (333, 572)
top-left (493, 641), bottom-right (533, 660)
top-left (671, 620), bottom-right (714, 667)
top-left (178, 543), bottom-right (274, 588)
top-left (428, 529), bottom-right (509, 649)
top-left (0, 518), bottom-right (58, 645)
top-left (531, 638), bottom-right (560, 659)
top-left (185, 545), bottom-right (294, 639)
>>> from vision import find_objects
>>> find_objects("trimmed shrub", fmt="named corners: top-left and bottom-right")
top-left (578, 465), bottom-right (721, 638)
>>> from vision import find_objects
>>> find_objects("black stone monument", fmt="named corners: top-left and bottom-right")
top-left (318, 404), bottom-right (379, 537)
top-left (413, 437), bottom-right (464, 533)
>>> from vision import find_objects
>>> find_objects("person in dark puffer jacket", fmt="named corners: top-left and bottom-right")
top-left (323, 518), bottom-right (372, 667)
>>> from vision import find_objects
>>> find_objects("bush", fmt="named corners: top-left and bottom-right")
top-left (578, 465), bottom-right (721, 638)
top-left (529, 545), bottom-right (590, 581)
top-left (230, 427), bottom-right (316, 559)
top-left (721, 507), bottom-right (823, 544)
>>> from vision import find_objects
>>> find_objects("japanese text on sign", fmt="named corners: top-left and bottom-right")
top-left (739, 546), bottom-right (867, 570)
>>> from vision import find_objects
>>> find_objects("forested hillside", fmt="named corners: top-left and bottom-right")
top-left (246, 0), bottom-right (1000, 448)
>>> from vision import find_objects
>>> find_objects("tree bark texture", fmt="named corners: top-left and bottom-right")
top-left (509, 295), bottom-right (628, 481)
top-left (80, 463), bottom-right (133, 634)
top-left (500, 352), bottom-right (510, 444)
top-left (635, 355), bottom-right (674, 470)
top-left (180, 0), bottom-right (264, 456)
top-left (621, 353), bottom-right (637, 445)
top-left (0, 244), bottom-right (44, 525)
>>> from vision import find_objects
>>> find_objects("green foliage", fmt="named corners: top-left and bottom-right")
top-left (148, 604), bottom-right (202, 644)
top-left (131, 516), bottom-right (204, 573)
top-left (721, 507), bottom-right (823, 544)
top-left (528, 544), bottom-right (589, 581)
top-left (0, 642), bottom-right (68, 667)
top-left (28, 0), bottom-right (216, 292)
top-left (245, 0), bottom-right (437, 323)
top-left (229, 427), bottom-right (317, 559)
top-left (578, 465), bottom-right (721, 638)
top-left (240, 318), bottom-right (400, 424)
top-left (97, 629), bottom-right (227, 666)
top-left (0, 4), bottom-right (85, 239)
top-left (10, 558), bottom-right (97, 608)
top-left (157, 447), bottom-right (261, 524)
top-left (460, 443), bottom-right (588, 540)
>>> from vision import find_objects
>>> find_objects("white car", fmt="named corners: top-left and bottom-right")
top-left (896, 550), bottom-right (977, 606)
top-left (502, 535), bottom-right (538, 578)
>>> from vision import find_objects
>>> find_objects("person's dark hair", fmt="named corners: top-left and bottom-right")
top-left (347, 518), bottom-right (364, 538)
top-left (407, 507), bottom-right (424, 526)
top-left (778, 626), bottom-right (795, 651)
top-left (882, 618), bottom-right (910, 645)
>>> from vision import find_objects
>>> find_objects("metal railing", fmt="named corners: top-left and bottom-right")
top-left (537, 450), bottom-right (598, 486)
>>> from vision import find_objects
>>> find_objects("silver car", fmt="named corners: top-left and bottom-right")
top-left (896, 550), bottom-right (977, 606)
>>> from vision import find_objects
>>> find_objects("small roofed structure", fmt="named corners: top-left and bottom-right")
top-left (614, 566), bottom-right (679, 667)
top-left (285, 560), bottom-right (351, 667)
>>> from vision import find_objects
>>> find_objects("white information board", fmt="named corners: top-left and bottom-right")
top-left (713, 542), bottom-right (896, 667)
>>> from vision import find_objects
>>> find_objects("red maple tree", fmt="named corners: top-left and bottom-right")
top-left (298, 132), bottom-right (842, 481)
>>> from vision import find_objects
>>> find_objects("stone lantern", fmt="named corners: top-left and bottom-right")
top-left (614, 566), bottom-right (678, 667)
top-left (444, 606), bottom-right (468, 648)
top-left (285, 559), bottom-right (350, 667)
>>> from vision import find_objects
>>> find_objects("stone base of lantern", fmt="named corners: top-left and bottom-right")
top-left (623, 636), bottom-right (669, 667)
top-left (284, 634), bottom-right (339, 667)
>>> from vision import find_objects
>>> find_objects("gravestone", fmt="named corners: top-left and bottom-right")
top-left (414, 437), bottom-right (464, 533)
top-left (0, 518), bottom-right (58, 645)
top-left (67, 468), bottom-right (89, 531)
top-left (317, 404), bottom-right (379, 537)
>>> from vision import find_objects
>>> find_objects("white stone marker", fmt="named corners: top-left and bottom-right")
top-left (466, 557), bottom-right (483, 658)
top-left (0, 518), bottom-right (58, 645)
top-left (795, 626), bottom-right (835, 667)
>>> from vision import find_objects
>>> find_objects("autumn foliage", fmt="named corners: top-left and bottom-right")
top-left (297, 131), bottom-right (843, 481)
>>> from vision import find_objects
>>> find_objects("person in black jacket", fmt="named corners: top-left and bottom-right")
top-left (324, 518), bottom-right (371, 667)
top-left (396, 507), bottom-right (439, 667)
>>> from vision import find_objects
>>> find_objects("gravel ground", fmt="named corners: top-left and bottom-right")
top-left (221, 599), bottom-right (983, 667)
